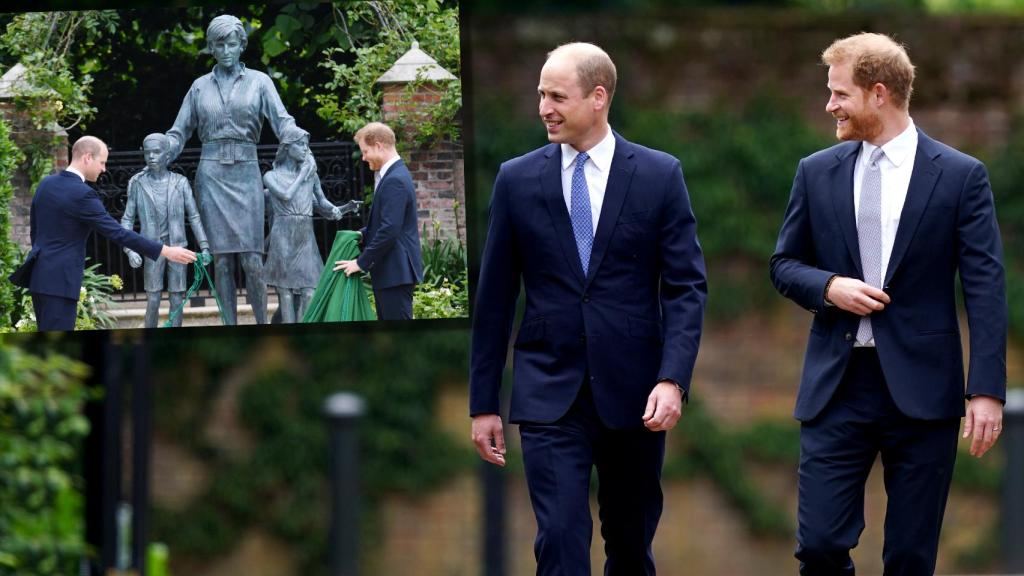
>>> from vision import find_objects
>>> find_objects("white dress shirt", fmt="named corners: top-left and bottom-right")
top-left (854, 119), bottom-right (918, 282)
top-left (376, 155), bottom-right (402, 190)
top-left (853, 119), bottom-right (918, 346)
top-left (561, 127), bottom-right (616, 234)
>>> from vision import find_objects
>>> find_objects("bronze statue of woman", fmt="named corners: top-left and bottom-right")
top-left (164, 14), bottom-right (296, 325)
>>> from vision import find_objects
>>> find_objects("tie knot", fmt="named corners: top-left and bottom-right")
top-left (575, 152), bottom-right (589, 170)
top-left (869, 147), bottom-right (885, 167)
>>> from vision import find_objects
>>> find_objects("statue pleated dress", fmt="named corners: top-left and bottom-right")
top-left (263, 169), bottom-right (337, 290)
top-left (166, 64), bottom-right (296, 255)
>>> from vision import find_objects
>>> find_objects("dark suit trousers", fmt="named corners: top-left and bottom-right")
top-left (32, 293), bottom-right (78, 331)
top-left (373, 284), bottom-right (414, 320)
top-left (519, 382), bottom-right (665, 576)
top-left (796, 348), bottom-right (959, 576)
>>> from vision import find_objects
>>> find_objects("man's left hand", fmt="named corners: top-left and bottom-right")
top-left (642, 381), bottom-right (684, 431)
top-left (334, 259), bottom-right (362, 276)
top-left (964, 395), bottom-right (1003, 458)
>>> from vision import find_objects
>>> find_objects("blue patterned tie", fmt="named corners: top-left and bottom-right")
top-left (856, 147), bottom-right (885, 345)
top-left (570, 151), bottom-right (593, 276)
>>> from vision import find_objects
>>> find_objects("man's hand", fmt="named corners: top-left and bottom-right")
top-left (161, 245), bottom-right (196, 264)
top-left (200, 249), bottom-right (212, 266)
top-left (826, 276), bottom-right (890, 316)
top-left (471, 414), bottom-right (506, 467)
top-left (642, 381), bottom-right (684, 432)
top-left (334, 259), bottom-right (362, 276)
top-left (127, 250), bottom-right (142, 269)
top-left (964, 395), bottom-right (1003, 458)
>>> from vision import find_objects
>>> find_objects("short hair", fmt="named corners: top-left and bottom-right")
top-left (822, 32), bottom-right (915, 110)
top-left (143, 133), bottom-right (169, 151)
top-left (547, 42), bottom-right (617, 103)
top-left (354, 122), bottom-right (396, 148)
top-left (71, 136), bottom-right (106, 161)
top-left (207, 15), bottom-right (247, 50)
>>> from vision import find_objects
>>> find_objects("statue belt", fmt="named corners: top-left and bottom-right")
top-left (201, 140), bottom-right (257, 164)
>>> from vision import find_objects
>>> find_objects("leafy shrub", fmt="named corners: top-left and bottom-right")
top-left (74, 261), bottom-right (122, 331)
top-left (0, 341), bottom-right (93, 576)
top-left (0, 117), bottom-right (25, 330)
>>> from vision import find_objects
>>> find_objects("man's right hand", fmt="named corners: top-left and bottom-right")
top-left (161, 245), bottom-right (197, 264)
top-left (127, 250), bottom-right (142, 269)
top-left (826, 276), bottom-right (890, 316)
top-left (471, 414), bottom-right (506, 467)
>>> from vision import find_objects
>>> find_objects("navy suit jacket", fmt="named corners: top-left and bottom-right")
top-left (470, 132), bottom-right (708, 430)
top-left (770, 129), bottom-right (1006, 422)
top-left (25, 171), bottom-right (163, 300)
top-left (357, 159), bottom-right (424, 290)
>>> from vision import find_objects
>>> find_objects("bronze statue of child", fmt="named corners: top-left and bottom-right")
top-left (264, 126), bottom-right (360, 322)
top-left (122, 133), bottom-right (210, 327)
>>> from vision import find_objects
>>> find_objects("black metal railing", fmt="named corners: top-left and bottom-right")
top-left (86, 142), bottom-right (369, 302)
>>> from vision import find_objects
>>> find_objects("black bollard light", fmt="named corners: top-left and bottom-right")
top-left (1004, 389), bottom-right (1024, 572)
top-left (324, 392), bottom-right (366, 576)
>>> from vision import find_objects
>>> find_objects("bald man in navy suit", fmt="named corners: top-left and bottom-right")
top-left (11, 136), bottom-right (196, 331)
top-left (470, 43), bottom-right (706, 575)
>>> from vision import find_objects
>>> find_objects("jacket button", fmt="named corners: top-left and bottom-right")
top-left (579, 332), bottom-right (586, 343)
top-left (845, 332), bottom-right (853, 341)
top-left (582, 293), bottom-right (590, 303)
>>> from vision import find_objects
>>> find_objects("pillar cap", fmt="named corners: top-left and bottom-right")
top-left (376, 41), bottom-right (457, 85)
top-left (324, 392), bottom-right (366, 418)
top-left (0, 63), bottom-right (28, 99)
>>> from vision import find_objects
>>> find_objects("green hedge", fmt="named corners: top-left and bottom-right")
top-left (0, 339), bottom-right (92, 576)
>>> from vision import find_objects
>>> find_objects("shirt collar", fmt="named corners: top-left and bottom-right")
top-left (66, 167), bottom-right (85, 182)
top-left (210, 62), bottom-right (248, 80)
top-left (379, 155), bottom-right (401, 179)
top-left (561, 126), bottom-right (615, 172)
top-left (861, 117), bottom-right (917, 168)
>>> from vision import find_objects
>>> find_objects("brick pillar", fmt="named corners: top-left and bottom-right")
top-left (380, 83), bottom-right (466, 246)
top-left (0, 99), bottom-right (68, 252)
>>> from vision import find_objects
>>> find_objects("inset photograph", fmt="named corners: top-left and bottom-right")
top-left (0, 1), bottom-right (466, 331)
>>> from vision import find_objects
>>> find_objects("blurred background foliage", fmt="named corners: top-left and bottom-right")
top-left (145, 328), bottom-right (470, 574)
top-left (0, 338), bottom-right (92, 576)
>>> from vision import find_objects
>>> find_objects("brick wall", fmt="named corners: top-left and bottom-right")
top-left (381, 83), bottom-right (466, 246)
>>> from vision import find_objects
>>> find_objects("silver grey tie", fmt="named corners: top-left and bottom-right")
top-left (856, 147), bottom-right (885, 345)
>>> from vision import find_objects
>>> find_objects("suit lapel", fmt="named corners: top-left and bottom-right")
top-left (586, 133), bottom-right (635, 287)
top-left (884, 130), bottom-right (941, 285)
top-left (829, 142), bottom-right (863, 278)
top-left (540, 145), bottom-right (587, 286)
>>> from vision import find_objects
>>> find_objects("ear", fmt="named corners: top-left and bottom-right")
top-left (592, 85), bottom-right (609, 112)
top-left (871, 83), bottom-right (888, 108)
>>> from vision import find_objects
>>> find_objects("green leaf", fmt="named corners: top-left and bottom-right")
top-left (262, 35), bottom-right (288, 58)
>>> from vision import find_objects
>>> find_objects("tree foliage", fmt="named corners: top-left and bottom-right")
top-left (316, 0), bottom-right (461, 145)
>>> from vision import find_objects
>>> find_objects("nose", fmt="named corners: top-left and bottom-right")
top-left (539, 96), bottom-right (551, 117)
top-left (825, 95), bottom-right (839, 114)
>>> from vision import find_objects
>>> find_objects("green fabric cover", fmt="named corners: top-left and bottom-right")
top-left (302, 230), bottom-right (376, 322)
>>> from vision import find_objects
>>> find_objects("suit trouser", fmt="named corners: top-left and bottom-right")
top-left (373, 284), bottom-right (414, 320)
top-left (796, 348), bottom-right (959, 576)
top-left (31, 293), bottom-right (78, 332)
top-left (518, 382), bottom-right (665, 576)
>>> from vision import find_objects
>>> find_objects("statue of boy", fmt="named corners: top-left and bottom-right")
top-left (263, 126), bottom-right (360, 323)
top-left (123, 133), bottom-right (211, 328)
